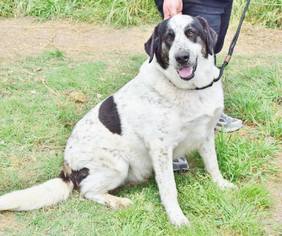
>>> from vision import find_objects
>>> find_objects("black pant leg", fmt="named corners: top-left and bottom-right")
top-left (214, 1), bottom-right (233, 53)
top-left (155, 0), bottom-right (164, 17)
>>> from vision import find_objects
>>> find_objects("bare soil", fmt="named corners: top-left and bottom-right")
top-left (0, 17), bottom-right (281, 234)
top-left (0, 17), bottom-right (282, 63)
top-left (264, 152), bottom-right (282, 235)
top-left (0, 213), bottom-right (22, 235)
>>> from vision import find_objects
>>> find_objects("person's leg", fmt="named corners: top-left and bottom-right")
top-left (214, 1), bottom-right (232, 53)
top-left (155, 0), bottom-right (164, 18)
top-left (213, 2), bottom-right (243, 132)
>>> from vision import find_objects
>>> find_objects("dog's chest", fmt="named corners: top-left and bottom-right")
top-left (116, 78), bottom-right (223, 146)
top-left (169, 90), bottom-right (223, 154)
top-left (161, 87), bottom-right (223, 145)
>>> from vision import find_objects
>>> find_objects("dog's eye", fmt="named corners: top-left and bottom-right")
top-left (166, 31), bottom-right (175, 43)
top-left (185, 29), bottom-right (195, 38)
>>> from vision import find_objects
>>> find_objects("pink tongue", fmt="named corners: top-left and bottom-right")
top-left (178, 66), bottom-right (193, 78)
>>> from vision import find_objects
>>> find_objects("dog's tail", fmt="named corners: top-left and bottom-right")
top-left (0, 163), bottom-right (89, 211)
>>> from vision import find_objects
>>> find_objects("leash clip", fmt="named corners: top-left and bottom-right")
top-left (224, 54), bottom-right (232, 65)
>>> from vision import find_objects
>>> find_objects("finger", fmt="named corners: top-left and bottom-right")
top-left (170, 9), bottom-right (178, 17)
top-left (164, 15), bottom-right (170, 20)
top-left (163, 6), bottom-right (170, 19)
top-left (178, 0), bottom-right (183, 12)
top-left (164, 12), bottom-right (170, 19)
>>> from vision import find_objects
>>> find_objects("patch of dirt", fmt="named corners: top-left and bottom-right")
top-left (226, 23), bottom-right (282, 56)
top-left (264, 151), bottom-right (282, 235)
top-left (0, 212), bottom-right (22, 234)
top-left (0, 18), bottom-right (281, 63)
top-left (0, 17), bottom-right (150, 63)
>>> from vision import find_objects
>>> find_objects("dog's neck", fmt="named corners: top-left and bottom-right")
top-left (192, 55), bottom-right (220, 88)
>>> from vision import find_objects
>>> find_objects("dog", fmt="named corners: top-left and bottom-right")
top-left (0, 15), bottom-right (236, 226)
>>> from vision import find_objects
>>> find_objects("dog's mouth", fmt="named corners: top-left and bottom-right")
top-left (177, 59), bottom-right (198, 81)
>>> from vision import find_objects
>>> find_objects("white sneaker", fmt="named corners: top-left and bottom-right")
top-left (216, 113), bottom-right (243, 133)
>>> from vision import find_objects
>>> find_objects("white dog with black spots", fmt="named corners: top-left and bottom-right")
top-left (0, 15), bottom-right (236, 227)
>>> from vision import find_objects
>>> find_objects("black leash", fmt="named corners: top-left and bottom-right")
top-left (195, 0), bottom-right (251, 90)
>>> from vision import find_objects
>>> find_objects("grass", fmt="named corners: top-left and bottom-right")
top-left (0, 50), bottom-right (281, 235)
top-left (0, 0), bottom-right (160, 26)
top-left (0, 0), bottom-right (281, 28)
top-left (232, 0), bottom-right (282, 29)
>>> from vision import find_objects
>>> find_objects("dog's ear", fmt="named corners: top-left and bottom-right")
top-left (196, 16), bottom-right (218, 55)
top-left (144, 25), bottom-right (160, 63)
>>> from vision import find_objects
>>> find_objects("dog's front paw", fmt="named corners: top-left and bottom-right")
top-left (169, 212), bottom-right (190, 227)
top-left (216, 178), bottom-right (237, 190)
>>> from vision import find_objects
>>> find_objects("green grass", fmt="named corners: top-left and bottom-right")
top-left (232, 0), bottom-right (282, 29)
top-left (0, 0), bottom-right (282, 28)
top-left (0, 51), bottom-right (281, 235)
top-left (0, 0), bottom-right (160, 26)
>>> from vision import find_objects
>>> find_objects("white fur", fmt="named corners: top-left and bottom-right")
top-left (0, 178), bottom-right (72, 211)
top-left (160, 15), bottom-right (220, 89)
top-left (0, 15), bottom-right (235, 226)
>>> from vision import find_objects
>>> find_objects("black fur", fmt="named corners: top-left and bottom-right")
top-left (193, 16), bottom-right (218, 57)
top-left (144, 16), bottom-right (217, 68)
top-left (144, 19), bottom-right (171, 69)
top-left (98, 96), bottom-right (122, 135)
top-left (59, 167), bottom-right (89, 189)
top-left (184, 26), bottom-right (198, 43)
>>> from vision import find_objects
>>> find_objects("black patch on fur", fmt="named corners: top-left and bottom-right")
top-left (98, 96), bottom-right (122, 135)
top-left (191, 16), bottom-right (218, 57)
top-left (59, 167), bottom-right (89, 189)
top-left (144, 19), bottom-right (171, 69)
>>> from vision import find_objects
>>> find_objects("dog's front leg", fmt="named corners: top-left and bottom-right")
top-left (198, 133), bottom-right (236, 189)
top-left (150, 145), bottom-right (189, 227)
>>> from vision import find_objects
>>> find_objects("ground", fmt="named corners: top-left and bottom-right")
top-left (0, 17), bottom-right (282, 63)
top-left (0, 18), bottom-right (281, 235)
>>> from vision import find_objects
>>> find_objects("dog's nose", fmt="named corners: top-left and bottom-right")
top-left (175, 53), bottom-right (190, 65)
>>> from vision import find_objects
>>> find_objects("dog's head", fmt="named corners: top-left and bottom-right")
top-left (145, 15), bottom-right (218, 89)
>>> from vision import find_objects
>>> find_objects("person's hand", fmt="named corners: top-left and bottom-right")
top-left (163, 0), bottom-right (183, 19)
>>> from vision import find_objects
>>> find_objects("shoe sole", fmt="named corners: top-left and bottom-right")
top-left (215, 123), bottom-right (243, 133)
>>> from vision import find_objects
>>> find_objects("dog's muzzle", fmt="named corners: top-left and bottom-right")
top-left (176, 56), bottom-right (198, 81)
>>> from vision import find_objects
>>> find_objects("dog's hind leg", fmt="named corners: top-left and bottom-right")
top-left (79, 167), bottom-right (132, 209)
